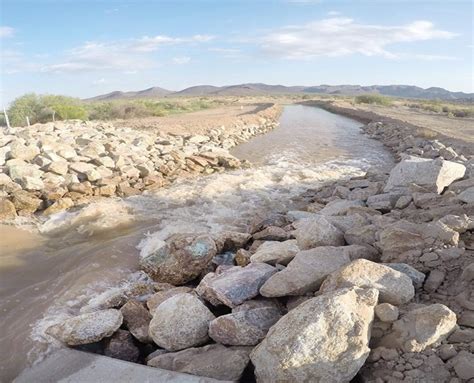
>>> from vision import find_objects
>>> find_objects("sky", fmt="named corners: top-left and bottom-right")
top-left (0, 0), bottom-right (473, 105)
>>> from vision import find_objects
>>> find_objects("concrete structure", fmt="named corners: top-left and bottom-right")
top-left (14, 348), bottom-right (228, 383)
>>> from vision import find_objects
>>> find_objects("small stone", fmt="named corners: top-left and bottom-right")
top-left (438, 344), bottom-right (457, 361)
top-left (104, 329), bottom-right (140, 362)
top-left (252, 226), bottom-right (289, 241)
top-left (375, 303), bottom-right (399, 322)
top-left (424, 270), bottom-right (445, 293)
top-left (120, 300), bottom-right (152, 343)
top-left (452, 351), bottom-right (474, 380)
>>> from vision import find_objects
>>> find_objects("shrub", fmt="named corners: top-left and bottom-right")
top-left (354, 94), bottom-right (392, 106)
top-left (7, 93), bottom-right (87, 126)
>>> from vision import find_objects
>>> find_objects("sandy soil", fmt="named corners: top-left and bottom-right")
top-left (113, 102), bottom-right (279, 135)
top-left (332, 99), bottom-right (474, 144)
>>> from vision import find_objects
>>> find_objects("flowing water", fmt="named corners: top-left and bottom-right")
top-left (0, 105), bottom-right (393, 381)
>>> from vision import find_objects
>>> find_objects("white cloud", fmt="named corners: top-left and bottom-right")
top-left (92, 78), bottom-right (106, 85)
top-left (172, 56), bottom-right (191, 64)
top-left (0, 26), bottom-right (15, 38)
top-left (208, 47), bottom-right (242, 58)
top-left (260, 17), bottom-right (457, 59)
top-left (327, 11), bottom-right (340, 16)
top-left (40, 34), bottom-right (214, 73)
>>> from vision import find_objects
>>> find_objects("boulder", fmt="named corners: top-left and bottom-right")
top-left (0, 198), bottom-right (17, 220)
top-left (383, 263), bottom-right (425, 289)
top-left (377, 220), bottom-right (425, 262)
top-left (9, 142), bottom-right (40, 161)
top-left (196, 263), bottom-right (276, 307)
top-left (46, 309), bottom-right (123, 346)
top-left (11, 190), bottom-right (42, 213)
top-left (209, 305), bottom-right (282, 346)
top-left (320, 259), bottom-right (414, 305)
top-left (148, 293), bottom-right (215, 351)
top-left (250, 239), bottom-right (299, 265)
top-left (252, 226), bottom-right (289, 241)
top-left (384, 157), bottom-right (465, 194)
top-left (381, 304), bottom-right (456, 352)
top-left (104, 329), bottom-right (140, 362)
top-left (120, 300), bottom-right (152, 343)
top-left (318, 199), bottom-right (365, 216)
top-left (458, 186), bottom-right (474, 203)
top-left (212, 231), bottom-right (251, 253)
top-left (146, 286), bottom-right (193, 314)
top-left (451, 351), bottom-right (474, 380)
top-left (250, 287), bottom-right (378, 383)
top-left (260, 246), bottom-right (351, 297)
top-left (147, 344), bottom-right (251, 381)
top-left (139, 234), bottom-right (217, 285)
top-left (294, 216), bottom-right (345, 250)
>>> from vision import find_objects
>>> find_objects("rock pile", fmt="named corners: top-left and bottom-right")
top-left (0, 105), bottom-right (280, 219)
top-left (44, 116), bottom-right (474, 382)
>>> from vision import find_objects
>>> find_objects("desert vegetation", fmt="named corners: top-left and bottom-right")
top-left (2, 93), bottom-right (227, 127)
top-left (354, 94), bottom-right (393, 106)
top-left (405, 99), bottom-right (474, 118)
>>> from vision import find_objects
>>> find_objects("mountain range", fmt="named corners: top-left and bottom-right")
top-left (86, 83), bottom-right (473, 101)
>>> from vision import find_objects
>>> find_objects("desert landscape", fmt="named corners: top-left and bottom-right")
top-left (1, 1), bottom-right (474, 382)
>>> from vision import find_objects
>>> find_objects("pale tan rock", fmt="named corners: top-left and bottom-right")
top-left (382, 304), bottom-right (457, 352)
top-left (384, 157), bottom-right (466, 194)
top-left (250, 287), bottom-right (378, 383)
top-left (320, 259), bottom-right (414, 305)
top-left (250, 239), bottom-right (299, 265)
top-left (375, 303), bottom-right (399, 322)
top-left (147, 344), bottom-right (251, 381)
top-left (148, 293), bottom-right (215, 351)
top-left (260, 246), bottom-right (351, 297)
top-left (294, 215), bottom-right (345, 250)
top-left (46, 309), bottom-right (123, 346)
top-left (146, 286), bottom-right (193, 314)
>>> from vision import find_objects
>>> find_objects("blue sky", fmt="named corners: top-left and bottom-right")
top-left (1, 0), bottom-right (473, 105)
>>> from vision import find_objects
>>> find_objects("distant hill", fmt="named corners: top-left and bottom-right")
top-left (88, 83), bottom-right (473, 101)
top-left (86, 86), bottom-right (173, 101)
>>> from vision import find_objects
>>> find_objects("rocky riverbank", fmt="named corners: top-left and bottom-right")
top-left (24, 108), bottom-right (474, 381)
top-left (0, 104), bottom-right (281, 221)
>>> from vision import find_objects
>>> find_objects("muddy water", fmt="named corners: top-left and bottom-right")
top-left (0, 105), bottom-right (393, 381)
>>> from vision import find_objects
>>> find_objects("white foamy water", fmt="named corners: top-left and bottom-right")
top-left (0, 105), bottom-right (393, 381)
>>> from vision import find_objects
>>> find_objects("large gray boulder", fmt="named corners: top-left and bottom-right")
top-left (139, 234), bottom-right (217, 285)
top-left (320, 259), bottom-right (414, 305)
top-left (250, 287), bottom-right (378, 383)
top-left (260, 246), bottom-right (352, 297)
top-left (384, 156), bottom-right (465, 194)
top-left (46, 309), bottom-right (123, 346)
top-left (293, 216), bottom-right (345, 250)
top-left (148, 293), bottom-right (215, 351)
top-left (196, 263), bottom-right (276, 307)
top-left (147, 344), bottom-right (251, 381)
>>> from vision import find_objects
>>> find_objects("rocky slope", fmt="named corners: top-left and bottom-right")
top-left (21, 109), bottom-right (474, 381)
top-left (0, 104), bottom-right (281, 221)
